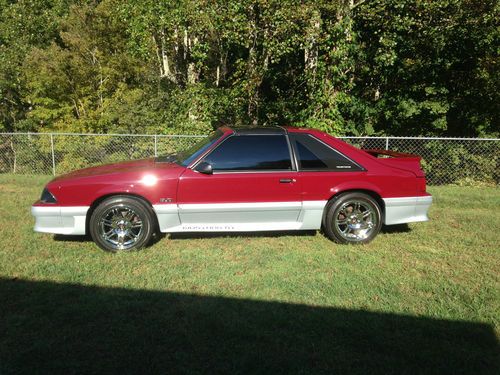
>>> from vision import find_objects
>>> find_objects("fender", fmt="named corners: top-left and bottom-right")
top-left (327, 180), bottom-right (383, 198)
top-left (91, 184), bottom-right (162, 208)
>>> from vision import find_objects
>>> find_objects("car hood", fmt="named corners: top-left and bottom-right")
top-left (51, 158), bottom-right (180, 182)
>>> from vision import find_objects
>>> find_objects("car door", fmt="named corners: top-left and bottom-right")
top-left (176, 133), bottom-right (302, 231)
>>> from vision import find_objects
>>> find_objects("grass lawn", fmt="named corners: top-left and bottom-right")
top-left (0, 174), bottom-right (499, 374)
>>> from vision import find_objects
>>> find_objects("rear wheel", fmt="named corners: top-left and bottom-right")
top-left (323, 192), bottom-right (382, 244)
top-left (89, 196), bottom-right (154, 252)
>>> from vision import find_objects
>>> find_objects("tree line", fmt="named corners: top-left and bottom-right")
top-left (0, 0), bottom-right (498, 136)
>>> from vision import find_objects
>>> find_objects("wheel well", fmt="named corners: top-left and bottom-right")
top-left (322, 189), bottom-right (385, 226)
top-left (85, 193), bottom-right (159, 235)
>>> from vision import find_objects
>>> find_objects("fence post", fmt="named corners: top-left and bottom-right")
top-left (50, 134), bottom-right (56, 176)
top-left (385, 137), bottom-right (389, 150)
top-left (10, 137), bottom-right (16, 174)
top-left (154, 135), bottom-right (158, 157)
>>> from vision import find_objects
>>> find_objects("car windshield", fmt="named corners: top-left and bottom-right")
top-left (175, 130), bottom-right (223, 167)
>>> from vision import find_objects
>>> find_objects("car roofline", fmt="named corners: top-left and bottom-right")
top-left (221, 126), bottom-right (287, 135)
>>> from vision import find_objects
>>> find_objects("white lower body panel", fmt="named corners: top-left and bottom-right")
top-left (383, 196), bottom-right (432, 225)
top-left (163, 221), bottom-right (304, 232)
top-left (31, 195), bottom-right (432, 236)
top-left (32, 206), bottom-right (88, 235)
top-left (153, 201), bottom-right (327, 233)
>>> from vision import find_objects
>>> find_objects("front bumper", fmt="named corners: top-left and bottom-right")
top-left (383, 195), bottom-right (432, 225)
top-left (31, 206), bottom-right (89, 235)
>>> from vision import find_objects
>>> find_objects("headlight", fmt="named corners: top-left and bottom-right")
top-left (40, 188), bottom-right (57, 203)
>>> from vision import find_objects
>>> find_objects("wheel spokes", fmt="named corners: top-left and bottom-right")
top-left (99, 205), bottom-right (144, 250)
top-left (334, 199), bottom-right (378, 241)
top-left (131, 220), bottom-right (142, 228)
top-left (102, 218), bottom-right (114, 227)
top-left (362, 209), bottom-right (372, 218)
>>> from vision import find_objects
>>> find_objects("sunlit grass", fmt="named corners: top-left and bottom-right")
top-left (1, 174), bottom-right (498, 320)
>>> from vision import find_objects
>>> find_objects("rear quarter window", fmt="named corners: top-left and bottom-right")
top-left (290, 134), bottom-right (364, 171)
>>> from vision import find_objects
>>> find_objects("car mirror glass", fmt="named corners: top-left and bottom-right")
top-left (195, 161), bottom-right (213, 175)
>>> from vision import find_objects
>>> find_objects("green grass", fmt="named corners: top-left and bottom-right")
top-left (0, 174), bottom-right (499, 374)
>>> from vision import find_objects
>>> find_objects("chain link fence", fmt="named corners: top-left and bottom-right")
top-left (0, 132), bottom-right (498, 185)
top-left (342, 136), bottom-right (499, 185)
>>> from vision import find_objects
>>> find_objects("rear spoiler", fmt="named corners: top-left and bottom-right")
top-left (363, 149), bottom-right (424, 176)
top-left (363, 149), bottom-right (422, 161)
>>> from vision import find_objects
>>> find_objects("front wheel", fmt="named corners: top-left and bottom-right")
top-left (89, 196), bottom-right (155, 252)
top-left (323, 192), bottom-right (382, 244)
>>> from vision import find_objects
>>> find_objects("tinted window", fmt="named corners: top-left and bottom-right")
top-left (203, 135), bottom-right (292, 171)
top-left (178, 130), bottom-right (223, 167)
top-left (290, 134), bottom-right (362, 171)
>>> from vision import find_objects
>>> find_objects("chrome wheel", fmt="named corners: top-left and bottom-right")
top-left (323, 192), bottom-right (382, 244)
top-left (90, 196), bottom-right (155, 252)
top-left (99, 205), bottom-right (144, 250)
top-left (334, 199), bottom-right (378, 241)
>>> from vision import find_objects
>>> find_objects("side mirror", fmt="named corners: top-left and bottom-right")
top-left (195, 161), bottom-right (213, 175)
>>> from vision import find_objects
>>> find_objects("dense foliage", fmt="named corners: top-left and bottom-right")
top-left (0, 0), bottom-right (498, 136)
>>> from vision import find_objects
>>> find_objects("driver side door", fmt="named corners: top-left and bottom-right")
top-left (176, 134), bottom-right (302, 231)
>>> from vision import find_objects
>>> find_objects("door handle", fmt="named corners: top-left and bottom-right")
top-left (279, 178), bottom-right (296, 183)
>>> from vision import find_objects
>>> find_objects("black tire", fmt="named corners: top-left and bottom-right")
top-left (323, 192), bottom-right (382, 244)
top-left (89, 196), bottom-right (155, 252)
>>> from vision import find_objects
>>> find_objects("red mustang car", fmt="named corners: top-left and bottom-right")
top-left (32, 126), bottom-right (432, 252)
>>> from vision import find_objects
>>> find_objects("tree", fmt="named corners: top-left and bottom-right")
top-left (23, 1), bottom-right (150, 133)
top-left (1, 0), bottom-right (496, 136)
top-left (354, 0), bottom-right (499, 136)
top-left (0, 0), bottom-right (73, 131)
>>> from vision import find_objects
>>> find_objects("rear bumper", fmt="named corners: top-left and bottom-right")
top-left (31, 206), bottom-right (89, 235)
top-left (383, 195), bottom-right (432, 225)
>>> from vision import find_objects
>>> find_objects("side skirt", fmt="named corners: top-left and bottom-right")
top-left (153, 201), bottom-right (327, 233)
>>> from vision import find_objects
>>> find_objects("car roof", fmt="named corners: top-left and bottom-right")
top-left (229, 126), bottom-right (286, 135)
top-left (220, 125), bottom-right (320, 136)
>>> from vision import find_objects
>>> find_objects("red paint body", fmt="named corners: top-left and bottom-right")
top-left (33, 127), bottom-right (430, 209)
